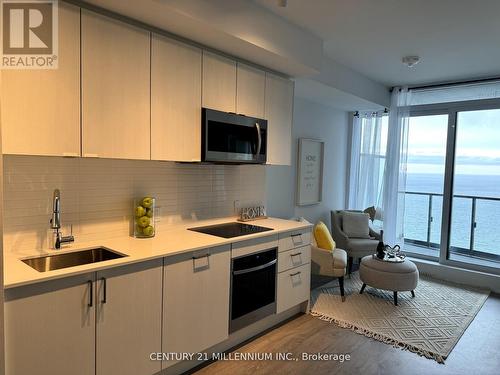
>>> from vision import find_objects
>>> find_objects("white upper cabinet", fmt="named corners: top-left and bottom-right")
top-left (265, 73), bottom-right (294, 165)
top-left (202, 51), bottom-right (237, 112)
top-left (151, 35), bottom-right (202, 162)
top-left (1, 2), bottom-right (80, 157)
top-left (1, 4), bottom-right (294, 164)
top-left (81, 10), bottom-right (150, 160)
top-left (236, 63), bottom-right (265, 118)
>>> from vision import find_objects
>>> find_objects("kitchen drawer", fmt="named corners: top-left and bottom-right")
top-left (278, 230), bottom-right (311, 252)
top-left (232, 234), bottom-right (278, 258)
top-left (276, 263), bottom-right (310, 314)
top-left (278, 245), bottom-right (311, 273)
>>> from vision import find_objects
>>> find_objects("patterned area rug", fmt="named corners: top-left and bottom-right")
top-left (310, 272), bottom-right (489, 363)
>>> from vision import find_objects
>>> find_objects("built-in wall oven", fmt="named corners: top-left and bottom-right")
top-left (230, 247), bottom-right (277, 333)
top-left (202, 108), bottom-right (267, 164)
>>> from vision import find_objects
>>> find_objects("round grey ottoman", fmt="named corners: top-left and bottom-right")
top-left (359, 255), bottom-right (419, 306)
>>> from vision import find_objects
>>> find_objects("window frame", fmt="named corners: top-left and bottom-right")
top-left (406, 97), bottom-right (500, 275)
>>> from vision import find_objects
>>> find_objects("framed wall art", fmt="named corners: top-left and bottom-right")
top-left (296, 138), bottom-right (324, 206)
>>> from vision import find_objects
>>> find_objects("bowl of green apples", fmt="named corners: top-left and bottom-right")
top-left (134, 197), bottom-right (155, 238)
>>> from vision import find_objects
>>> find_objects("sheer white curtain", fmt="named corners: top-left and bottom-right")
top-left (348, 113), bottom-right (386, 211)
top-left (382, 87), bottom-right (411, 245)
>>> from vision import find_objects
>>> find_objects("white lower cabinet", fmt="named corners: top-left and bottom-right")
top-left (278, 245), bottom-right (311, 273)
top-left (276, 263), bottom-right (311, 314)
top-left (162, 245), bottom-right (231, 368)
top-left (276, 229), bottom-right (312, 314)
top-left (96, 260), bottom-right (163, 375)
top-left (4, 260), bottom-right (163, 375)
top-left (4, 231), bottom-right (309, 374)
top-left (4, 273), bottom-right (96, 375)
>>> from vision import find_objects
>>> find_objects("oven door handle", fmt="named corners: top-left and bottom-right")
top-left (233, 259), bottom-right (276, 275)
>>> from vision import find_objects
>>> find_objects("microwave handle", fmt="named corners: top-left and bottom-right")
top-left (255, 123), bottom-right (262, 157)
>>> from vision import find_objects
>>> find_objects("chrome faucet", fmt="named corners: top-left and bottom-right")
top-left (50, 189), bottom-right (74, 249)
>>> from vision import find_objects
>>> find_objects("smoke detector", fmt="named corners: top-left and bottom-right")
top-left (278, 0), bottom-right (288, 7)
top-left (402, 56), bottom-right (420, 68)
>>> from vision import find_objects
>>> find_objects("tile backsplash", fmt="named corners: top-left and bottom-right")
top-left (3, 155), bottom-right (266, 254)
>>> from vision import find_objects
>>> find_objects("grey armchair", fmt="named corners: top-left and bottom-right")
top-left (331, 210), bottom-right (381, 274)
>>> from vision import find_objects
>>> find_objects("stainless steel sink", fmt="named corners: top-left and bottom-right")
top-left (22, 247), bottom-right (127, 272)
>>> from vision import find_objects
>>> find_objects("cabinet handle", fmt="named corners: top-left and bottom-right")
top-left (290, 271), bottom-right (301, 277)
top-left (192, 253), bottom-right (210, 260)
top-left (87, 280), bottom-right (93, 307)
top-left (101, 277), bottom-right (107, 304)
top-left (290, 252), bottom-right (302, 257)
top-left (254, 123), bottom-right (262, 157)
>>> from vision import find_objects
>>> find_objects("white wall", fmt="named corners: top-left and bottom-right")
top-left (266, 97), bottom-right (349, 227)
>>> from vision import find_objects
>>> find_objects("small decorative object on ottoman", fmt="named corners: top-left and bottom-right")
top-left (359, 255), bottom-right (419, 306)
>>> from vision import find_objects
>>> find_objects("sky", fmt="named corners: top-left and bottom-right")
top-left (406, 109), bottom-right (500, 175)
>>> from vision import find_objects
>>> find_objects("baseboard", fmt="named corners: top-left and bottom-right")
top-left (411, 257), bottom-right (500, 293)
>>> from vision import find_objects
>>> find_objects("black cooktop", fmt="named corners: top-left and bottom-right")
top-left (188, 222), bottom-right (273, 238)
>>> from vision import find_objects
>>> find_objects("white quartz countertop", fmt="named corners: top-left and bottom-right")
top-left (3, 217), bottom-right (312, 289)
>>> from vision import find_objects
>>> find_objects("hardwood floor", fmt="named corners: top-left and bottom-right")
top-left (193, 290), bottom-right (500, 375)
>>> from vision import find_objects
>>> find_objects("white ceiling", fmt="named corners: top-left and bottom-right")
top-left (255, 0), bottom-right (500, 87)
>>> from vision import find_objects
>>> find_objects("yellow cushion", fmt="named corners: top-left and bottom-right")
top-left (314, 221), bottom-right (336, 251)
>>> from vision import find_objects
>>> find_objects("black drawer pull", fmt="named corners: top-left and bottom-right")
top-left (101, 277), bottom-right (107, 304)
top-left (87, 280), bottom-right (93, 307)
top-left (290, 271), bottom-right (301, 277)
top-left (290, 252), bottom-right (302, 257)
top-left (192, 253), bottom-right (210, 260)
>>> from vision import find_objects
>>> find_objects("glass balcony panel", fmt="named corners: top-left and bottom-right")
top-left (474, 199), bottom-right (500, 255)
top-left (449, 197), bottom-right (472, 251)
top-left (430, 195), bottom-right (443, 245)
top-left (404, 193), bottom-right (429, 243)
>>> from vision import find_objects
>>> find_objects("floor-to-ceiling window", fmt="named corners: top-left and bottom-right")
top-left (349, 82), bottom-right (500, 273)
top-left (404, 88), bottom-right (500, 272)
top-left (404, 114), bottom-right (448, 257)
top-left (448, 108), bottom-right (500, 265)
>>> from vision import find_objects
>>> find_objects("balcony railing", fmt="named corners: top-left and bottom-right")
top-left (404, 191), bottom-right (500, 262)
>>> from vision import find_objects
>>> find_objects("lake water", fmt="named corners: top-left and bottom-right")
top-left (404, 173), bottom-right (500, 255)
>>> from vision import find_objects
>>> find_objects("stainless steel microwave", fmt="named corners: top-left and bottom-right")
top-left (202, 108), bottom-right (267, 164)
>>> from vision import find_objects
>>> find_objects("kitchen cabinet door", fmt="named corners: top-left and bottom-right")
top-left (4, 273), bottom-right (95, 375)
top-left (163, 245), bottom-right (231, 368)
top-left (151, 35), bottom-right (202, 162)
top-left (265, 73), bottom-right (294, 165)
top-left (236, 63), bottom-right (265, 118)
top-left (202, 51), bottom-right (236, 112)
top-left (1, 2), bottom-right (80, 157)
top-left (82, 10), bottom-right (150, 160)
top-left (276, 263), bottom-right (310, 314)
top-left (96, 259), bottom-right (163, 375)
